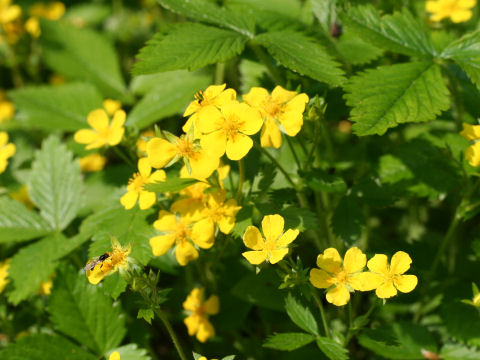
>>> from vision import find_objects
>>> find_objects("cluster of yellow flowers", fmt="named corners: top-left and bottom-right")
top-left (426, 0), bottom-right (476, 23)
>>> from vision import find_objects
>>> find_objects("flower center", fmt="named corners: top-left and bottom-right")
top-left (223, 114), bottom-right (243, 140)
top-left (265, 239), bottom-right (277, 252)
top-left (128, 172), bottom-right (147, 191)
top-left (264, 98), bottom-right (283, 118)
top-left (176, 137), bottom-right (195, 158)
top-left (174, 222), bottom-right (190, 241)
top-left (334, 270), bottom-right (349, 285)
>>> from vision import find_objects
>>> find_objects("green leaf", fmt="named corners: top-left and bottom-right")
top-left (342, 5), bottom-right (435, 57)
top-left (300, 168), bottom-right (347, 194)
top-left (28, 136), bottom-right (83, 231)
top-left (137, 308), bottom-right (155, 324)
top-left (108, 344), bottom-right (151, 360)
top-left (254, 30), bottom-right (344, 86)
top-left (0, 197), bottom-right (52, 243)
top-left (441, 30), bottom-right (480, 90)
top-left (316, 337), bottom-right (349, 360)
top-left (441, 302), bottom-right (480, 347)
top-left (7, 234), bottom-right (64, 304)
top-left (358, 322), bottom-right (437, 359)
top-left (41, 20), bottom-right (126, 97)
top-left (0, 334), bottom-right (96, 360)
top-left (331, 195), bottom-right (365, 245)
top-left (284, 293), bottom-right (319, 335)
top-left (9, 83), bottom-right (102, 131)
top-left (344, 61), bottom-right (450, 136)
top-left (158, 0), bottom-right (255, 37)
top-left (144, 177), bottom-right (200, 193)
top-left (441, 344), bottom-right (480, 360)
top-left (102, 272), bottom-right (128, 299)
top-left (127, 70), bottom-right (210, 129)
top-left (336, 31), bottom-right (383, 65)
top-left (133, 22), bottom-right (248, 75)
top-left (263, 333), bottom-right (316, 351)
top-left (80, 205), bottom-right (157, 266)
top-left (49, 266), bottom-right (126, 355)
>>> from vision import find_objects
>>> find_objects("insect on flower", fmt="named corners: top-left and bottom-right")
top-left (83, 252), bottom-right (110, 271)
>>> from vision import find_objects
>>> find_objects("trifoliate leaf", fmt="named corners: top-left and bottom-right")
top-left (344, 62), bottom-right (450, 136)
top-left (28, 136), bottom-right (83, 231)
top-left (316, 337), bottom-right (349, 360)
top-left (0, 334), bottom-right (96, 360)
top-left (41, 20), bottom-right (126, 98)
top-left (49, 265), bottom-right (126, 355)
top-left (254, 30), bottom-right (345, 86)
top-left (8, 83), bottom-right (102, 131)
top-left (342, 5), bottom-right (435, 57)
top-left (0, 197), bottom-right (52, 243)
top-left (133, 22), bottom-right (248, 75)
top-left (285, 293), bottom-right (319, 335)
top-left (263, 333), bottom-right (316, 351)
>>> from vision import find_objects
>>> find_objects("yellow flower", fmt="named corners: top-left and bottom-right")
top-left (243, 86), bottom-right (309, 149)
top-left (38, 279), bottom-right (53, 295)
top-left (0, 259), bottom-right (10, 293)
top-left (242, 214), bottom-right (299, 265)
top-left (197, 101), bottom-right (263, 160)
top-left (0, 90), bottom-right (14, 122)
top-left (183, 84), bottom-right (236, 136)
top-left (25, 17), bottom-right (40, 37)
top-left (183, 288), bottom-right (219, 343)
top-left (74, 108), bottom-right (126, 150)
top-left (203, 189), bottom-right (241, 234)
top-left (10, 185), bottom-right (34, 209)
top-left (146, 133), bottom-right (220, 179)
top-left (149, 209), bottom-right (214, 266)
top-left (426, 0), bottom-right (476, 22)
top-left (366, 251), bottom-right (418, 299)
top-left (85, 239), bottom-right (131, 285)
top-left (136, 129), bottom-right (155, 156)
top-left (0, 131), bottom-right (16, 174)
top-left (460, 123), bottom-right (480, 166)
top-left (26, 2), bottom-right (65, 37)
top-left (78, 153), bottom-right (107, 172)
top-left (0, 0), bottom-right (21, 25)
top-left (309, 247), bottom-right (379, 306)
top-left (120, 158), bottom-right (166, 210)
top-left (108, 351), bottom-right (120, 360)
top-left (103, 99), bottom-right (122, 116)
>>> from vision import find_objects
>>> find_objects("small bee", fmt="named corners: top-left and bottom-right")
top-left (83, 253), bottom-right (110, 271)
top-left (194, 91), bottom-right (205, 104)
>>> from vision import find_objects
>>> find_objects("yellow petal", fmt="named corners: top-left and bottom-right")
top-left (184, 314), bottom-right (200, 336)
top-left (138, 157), bottom-right (151, 178)
top-left (309, 268), bottom-right (332, 289)
top-left (154, 210), bottom-right (177, 231)
top-left (394, 274), bottom-right (418, 293)
top-left (367, 254), bottom-right (390, 276)
top-left (189, 149), bottom-right (220, 179)
top-left (217, 215), bottom-right (235, 234)
top-left (175, 241), bottom-right (199, 266)
top-left (276, 229), bottom-right (299, 247)
top-left (78, 154), bottom-right (106, 172)
top-left (268, 248), bottom-right (289, 264)
top-left (0, 143), bottom-right (15, 159)
top-left (260, 118), bottom-right (282, 148)
top-left (214, 88), bottom-right (236, 106)
top-left (225, 132), bottom-right (253, 160)
top-left (348, 272), bottom-right (383, 291)
top-left (426, 0), bottom-right (441, 12)
top-left (243, 226), bottom-right (264, 250)
top-left (87, 109), bottom-right (109, 132)
top-left (242, 250), bottom-right (267, 265)
top-left (120, 190), bottom-right (138, 210)
top-left (191, 218), bottom-right (215, 249)
top-left (147, 137), bottom-right (178, 168)
top-left (204, 83), bottom-right (226, 98)
top-left (108, 351), bottom-right (121, 360)
top-left (261, 214), bottom-right (284, 243)
top-left (85, 138), bottom-right (107, 150)
top-left (237, 104), bottom-right (263, 135)
top-left (200, 130), bottom-right (227, 158)
top-left (326, 285), bottom-right (350, 306)
top-left (111, 109), bottom-right (126, 129)
top-left (148, 169), bottom-right (166, 184)
top-left (451, 9), bottom-right (472, 22)
top-left (390, 251), bottom-right (412, 275)
top-left (376, 280), bottom-right (397, 298)
top-left (107, 127), bottom-right (124, 146)
top-left (271, 85), bottom-right (298, 104)
top-left (103, 99), bottom-right (122, 116)
top-left (86, 263), bottom-right (105, 285)
top-left (460, 123), bottom-right (480, 141)
top-left (183, 288), bottom-right (203, 311)
top-left (196, 318), bottom-right (215, 343)
top-left (459, 0), bottom-right (476, 8)
top-left (343, 247), bottom-right (367, 274)
top-left (316, 248), bottom-right (342, 274)
top-left (204, 295), bottom-right (220, 315)
top-left (74, 129), bottom-right (98, 145)
top-left (197, 105), bottom-right (224, 134)
top-left (466, 142), bottom-right (480, 167)
top-left (0, 132), bottom-right (7, 146)
top-left (243, 87), bottom-right (269, 108)
top-left (138, 191), bottom-right (156, 210)
top-left (150, 234), bottom-right (176, 256)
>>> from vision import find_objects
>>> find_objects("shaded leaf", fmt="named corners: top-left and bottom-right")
top-left (285, 293), bottom-right (319, 335)
top-left (263, 333), bottom-right (316, 351)
top-left (441, 344), bottom-right (480, 360)
top-left (137, 308), bottom-right (154, 325)
top-left (316, 337), bottom-right (349, 360)
top-left (300, 168), bottom-right (347, 194)
top-left (331, 195), bottom-right (365, 245)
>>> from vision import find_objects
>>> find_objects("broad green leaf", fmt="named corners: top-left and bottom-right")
top-left (127, 71), bottom-right (210, 129)
top-left (107, 344), bottom-right (151, 360)
top-left (358, 322), bottom-right (437, 359)
top-left (9, 83), bottom-right (102, 131)
top-left (342, 5), bottom-right (435, 57)
top-left (300, 168), bottom-right (347, 194)
top-left (441, 344), bottom-right (480, 360)
top-left (263, 333), bottom-right (316, 351)
top-left (285, 293), bottom-right (319, 335)
top-left (133, 22), bottom-right (248, 75)
top-left (316, 337), bottom-right (349, 360)
top-left (158, 0), bottom-right (255, 37)
top-left (344, 62), bottom-right (450, 136)
top-left (102, 272), bottom-right (128, 299)
top-left (254, 30), bottom-right (345, 86)
top-left (336, 31), bottom-right (383, 65)
top-left (331, 195), bottom-right (365, 245)
top-left (144, 177), bottom-right (200, 193)
top-left (49, 266), bottom-right (126, 355)
top-left (441, 30), bottom-right (480, 90)
top-left (441, 302), bottom-right (480, 347)
top-left (80, 205), bottom-right (157, 265)
top-left (0, 334), bottom-right (96, 360)
top-left (0, 197), bottom-right (52, 243)
top-left (28, 136), bottom-right (83, 231)
top-left (7, 234), bottom-right (64, 304)
top-left (41, 20), bottom-right (126, 98)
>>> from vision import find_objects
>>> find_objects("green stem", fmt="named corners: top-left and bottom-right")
top-left (154, 307), bottom-right (190, 360)
top-left (286, 137), bottom-right (302, 170)
top-left (344, 299), bottom-right (378, 346)
top-left (249, 42), bottom-right (284, 85)
top-left (236, 159), bottom-right (245, 201)
top-left (310, 286), bottom-right (331, 339)
top-left (112, 146), bottom-right (136, 168)
top-left (215, 62), bottom-right (225, 84)
top-left (318, 117), bottom-right (334, 164)
top-left (255, 143), bottom-right (296, 189)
